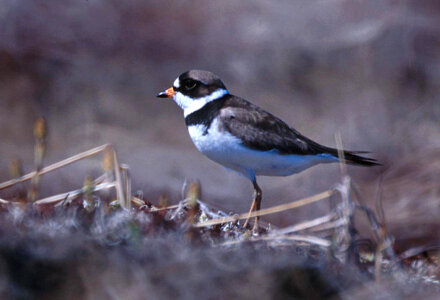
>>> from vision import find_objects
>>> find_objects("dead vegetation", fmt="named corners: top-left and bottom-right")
top-left (0, 120), bottom-right (438, 299)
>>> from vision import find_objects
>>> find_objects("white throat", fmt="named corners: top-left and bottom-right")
top-left (173, 89), bottom-right (229, 117)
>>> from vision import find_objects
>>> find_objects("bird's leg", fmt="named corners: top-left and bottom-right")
top-left (243, 198), bottom-right (257, 228)
top-left (243, 179), bottom-right (262, 233)
top-left (251, 179), bottom-right (262, 234)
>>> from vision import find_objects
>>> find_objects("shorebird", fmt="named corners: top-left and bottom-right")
top-left (157, 70), bottom-right (379, 233)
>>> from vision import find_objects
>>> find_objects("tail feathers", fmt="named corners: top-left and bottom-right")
top-left (337, 150), bottom-right (381, 166)
top-left (347, 150), bottom-right (371, 154)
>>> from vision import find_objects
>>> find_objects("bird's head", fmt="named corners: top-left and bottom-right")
top-left (157, 70), bottom-right (229, 116)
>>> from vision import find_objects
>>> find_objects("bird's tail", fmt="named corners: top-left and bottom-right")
top-left (333, 149), bottom-right (380, 166)
top-left (297, 133), bottom-right (381, 166)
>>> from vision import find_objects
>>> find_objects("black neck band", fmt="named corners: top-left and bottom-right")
top-left (184, 96), bottom-right (228, 130)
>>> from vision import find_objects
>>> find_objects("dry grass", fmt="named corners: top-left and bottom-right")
top-left (0, 120), bottom-right (438, 298)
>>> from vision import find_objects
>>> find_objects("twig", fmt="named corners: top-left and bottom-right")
top-left (393, 244), bottom-right (440, 263)
top-left (0, 144), bottom-right (111, 190)
top-left (8, 158), bottom-right (24, 194)
top-left (259, 234), bottom-right (331, 247)
top-left (220, 234), bottom-right (331, 247)
top-left (28, 118), bottom-right (48, 202)
top-left (0, 198), bottom-right (11, 204)
top-left (34, 181), bottom-right (116, 205)
top-left (375, 243), bottom-right (384, 282)
top-left (185, 181), bottom-right (201, 224)
top-left (333, 174), bottom-right (354, 263)
top-left (335, 132), bottom-right (347, 176)
top-left (355, 204), bottom-right (396, 260)
top-left (354, 205), bottom-right (382, 242)
top-left (270, 213), bottom-right (337, 236)
top-left (121, 164), bottom-right (132, 209)
top-left (194, 190), bottom-right (334, 227)
top-left (131, 196), bottom-right (145, 207)
top-left (353, 192), bottom-right (397, 280)
top-left (113, 149), bottom-right (128, 210)
top-left (82, 175), bottom-right (95, 211)
top-left (309, 218), bottom-right (346, 233)
top-left (147, 204), bottom-right (180, 212)
top-left (375, 174), bottom-right (385, 227)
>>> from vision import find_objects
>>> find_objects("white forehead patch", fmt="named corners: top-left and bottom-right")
top-left (173, 77), bottom-right (180, 89)
top-left (172, 89), bottom-right (229, 117)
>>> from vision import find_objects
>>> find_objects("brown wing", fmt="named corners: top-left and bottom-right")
top-left (219, 96), bottom-right (379, 166)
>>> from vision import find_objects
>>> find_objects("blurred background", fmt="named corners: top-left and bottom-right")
top-left (0, 0), bottom-right (439, 243)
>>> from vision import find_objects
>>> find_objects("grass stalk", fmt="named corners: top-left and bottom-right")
top-left (194, 189), bottom-right (334, 227)
top-left (0, 144), bottom-right (111, 190)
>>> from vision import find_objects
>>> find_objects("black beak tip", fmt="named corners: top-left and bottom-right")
top-left (156, 91), bottom-right (167, 98)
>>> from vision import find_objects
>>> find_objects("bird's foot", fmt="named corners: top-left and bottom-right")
top-left (252, 220), bottom-right (259, 236)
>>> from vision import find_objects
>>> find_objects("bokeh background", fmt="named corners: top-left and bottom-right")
top-left (1, 0), bottom-right (439, 243)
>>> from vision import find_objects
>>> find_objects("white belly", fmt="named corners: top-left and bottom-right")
top-left (187, 120), bottom-right (336, 180)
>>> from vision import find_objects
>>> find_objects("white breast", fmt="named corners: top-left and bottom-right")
top-left (187, 119), bottom-right (242, 161)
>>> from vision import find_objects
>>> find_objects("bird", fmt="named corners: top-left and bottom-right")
top-left (157, 70), bottom-right (379, 233)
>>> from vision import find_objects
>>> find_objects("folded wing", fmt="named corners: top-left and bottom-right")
top-left (219, 97), bottom-right (379, 166)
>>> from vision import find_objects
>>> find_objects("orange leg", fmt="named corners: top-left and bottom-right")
top-left (243, 179), bottom-right (262, 234)
top-left (243, 198), bottom-right (257, 228)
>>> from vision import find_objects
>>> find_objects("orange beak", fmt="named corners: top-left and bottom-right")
top-left (156, 87), bottom-right (175, 98)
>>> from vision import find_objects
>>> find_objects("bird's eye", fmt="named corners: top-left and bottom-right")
top-left (184, 80), bottom-right (197, 90)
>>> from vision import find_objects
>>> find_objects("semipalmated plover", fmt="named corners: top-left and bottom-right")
top-left (157, 70), bottom-right (379, 232)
